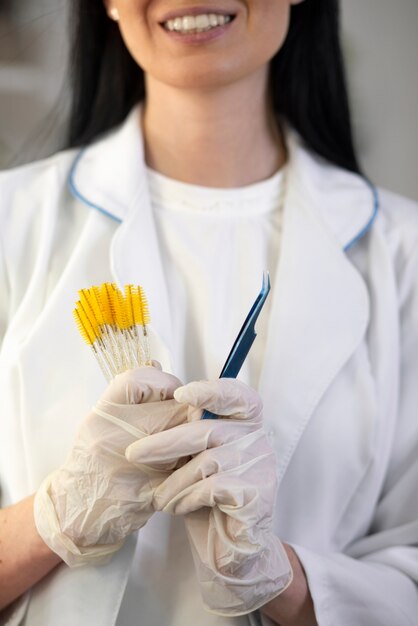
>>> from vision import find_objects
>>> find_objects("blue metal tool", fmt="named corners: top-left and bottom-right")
top-left (201, 271), bottom-right (271, 420)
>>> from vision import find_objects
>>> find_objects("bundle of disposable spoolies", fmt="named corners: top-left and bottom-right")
top-left (73, 282), bottom-right (151, 381)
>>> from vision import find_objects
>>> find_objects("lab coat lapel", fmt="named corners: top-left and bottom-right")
top-left (109, 174), bottom-right (175, 370)
top-left (71, 106), bottom-right (174, 370)
top-left (259, 138), bottom-right (371, 483)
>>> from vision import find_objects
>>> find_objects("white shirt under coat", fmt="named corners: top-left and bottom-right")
top-left (145, 163), bottom-right (285, 386)
top-left (1, 106), bottom-right (418, 626)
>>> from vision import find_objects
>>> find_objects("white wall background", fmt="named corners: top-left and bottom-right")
top-left (0, 0), bottom-right (417, 200)
top-left (341, 0), bottom-right (418, 200)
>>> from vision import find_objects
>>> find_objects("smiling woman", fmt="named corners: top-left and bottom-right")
top-left (0, 1), bottom-right (418, 626)
top-left (69, 0), bottom-right (359, 175)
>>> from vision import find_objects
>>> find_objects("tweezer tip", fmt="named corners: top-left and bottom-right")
top-left (262, 270), bottom-right (271, 292)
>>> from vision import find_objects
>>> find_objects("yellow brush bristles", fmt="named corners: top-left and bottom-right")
top-left (125, 285), bottom-right (150, 328)
top-left (73, 307), bottom-right (97, 346)
top-left (73, 283), bottom-right (151, 380)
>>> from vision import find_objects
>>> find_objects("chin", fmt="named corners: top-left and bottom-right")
top-left (150, 59), bottom-right (264, 92)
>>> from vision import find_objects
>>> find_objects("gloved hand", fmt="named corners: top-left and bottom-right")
top-left (34, 365), bottom-right (185, 567)
top-left (126, 378), bottom-right (293, 616)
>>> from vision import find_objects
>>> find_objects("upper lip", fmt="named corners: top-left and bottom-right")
top-left (159, 6), bottom-right (237, 22)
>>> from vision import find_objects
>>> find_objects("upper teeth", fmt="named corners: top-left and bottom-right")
top-left (164, 13), bottom-right (232, 33)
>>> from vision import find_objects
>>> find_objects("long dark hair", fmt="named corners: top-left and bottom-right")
top-left (68, 0), bottom-right (361, 174)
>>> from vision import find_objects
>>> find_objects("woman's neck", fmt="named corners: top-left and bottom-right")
top-left (141, 68), bottom-right (286, 188)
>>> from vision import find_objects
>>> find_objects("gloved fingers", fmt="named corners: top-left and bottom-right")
top-left (125, 418), bottom-right (259, 467)
top-left (74, 399), bottom-right (187, 460)
top-left (174, 378), bottom-right (262, 421)
top-left (93, 398), bottom-right (187, 437)
top-left (152, 429), bottom-right (269, 509)
top-left (100, 364), bottom-right (183, 404)
top-left (154, 452), bottom-right (277, 515)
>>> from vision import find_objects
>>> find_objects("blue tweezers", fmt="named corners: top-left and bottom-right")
top-left (201, 271), bottom-right (271, 420)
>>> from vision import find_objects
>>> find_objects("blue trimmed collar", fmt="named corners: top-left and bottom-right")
top-left (68, 104), bottom-right (378, 250)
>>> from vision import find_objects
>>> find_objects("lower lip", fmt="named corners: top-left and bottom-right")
top-left (159, 20), bottom-right (234, 45)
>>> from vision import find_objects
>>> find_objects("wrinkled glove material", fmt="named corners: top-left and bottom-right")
top-left (34, 366), bottom-right (184, 567)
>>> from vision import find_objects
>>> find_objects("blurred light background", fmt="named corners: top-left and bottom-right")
top-left (0, 0), bottom-right (417, 199)
top-left (0, 0), bottom-right (70, 167)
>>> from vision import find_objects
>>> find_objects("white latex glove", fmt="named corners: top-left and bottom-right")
top-left (126, 378), bottom-right (293, 616)
top-left (34, 365), bottom-right (185, 567)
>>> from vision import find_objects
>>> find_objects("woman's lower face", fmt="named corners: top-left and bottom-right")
top-left (104, 0), bottom-right (297, 90)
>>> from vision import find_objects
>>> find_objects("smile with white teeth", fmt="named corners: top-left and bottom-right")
top-left (163, 13), bottom-right (233, 34)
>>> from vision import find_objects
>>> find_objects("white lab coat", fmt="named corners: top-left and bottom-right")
top-left (1, 106), bottom-right (418, 626)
